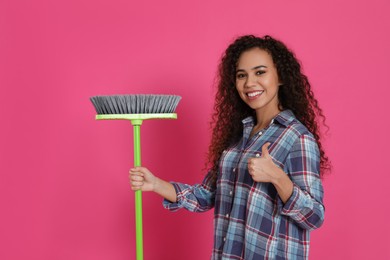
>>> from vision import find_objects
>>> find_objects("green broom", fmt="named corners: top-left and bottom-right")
top-left (90, 94), bottom-right (181, 260)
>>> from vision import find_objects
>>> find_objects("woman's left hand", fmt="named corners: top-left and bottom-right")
top-left (248, 142), bottom-right (294, 203)
top-left (248, 142), bottom-right (281, 183)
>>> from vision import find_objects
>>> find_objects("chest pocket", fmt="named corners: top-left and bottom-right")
top-left (249, 142), bottom-right (291, 171)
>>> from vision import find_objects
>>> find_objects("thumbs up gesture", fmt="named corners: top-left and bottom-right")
top-left (248, 142), bottom-right (280, 183)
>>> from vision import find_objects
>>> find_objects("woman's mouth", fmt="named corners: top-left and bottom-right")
top-left (246, 91), bottom-right (264, 99)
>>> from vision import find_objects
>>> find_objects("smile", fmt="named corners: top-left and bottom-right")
top-left (246, 91), bottom-right (264, 98)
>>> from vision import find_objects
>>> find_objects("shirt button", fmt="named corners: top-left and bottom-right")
top-left (229, 190), bottom-right (233, 195)
top-left (223, 237), bottom-right (226, 242)
top-left (233, 168), bottom-right (236, 172)
top-left (258, 131), bottom-right (263, 136)
top-left (225, 213), bottom-right (229, 218)
top-left (255, 153), bottom-right (260, 158)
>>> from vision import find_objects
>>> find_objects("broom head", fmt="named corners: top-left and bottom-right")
top-left (90, 94), bottom-right (181, 115)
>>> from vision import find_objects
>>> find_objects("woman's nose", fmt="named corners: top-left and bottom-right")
top-left (245, 74), bottom-right (257, 88)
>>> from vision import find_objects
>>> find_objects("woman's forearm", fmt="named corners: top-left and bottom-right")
top-left (154, 177), bottom-right (177, 203)
top-left (271, 168), bottom-right (294, 204)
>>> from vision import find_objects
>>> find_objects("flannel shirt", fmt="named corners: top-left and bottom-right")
top-left (163, 109), bottom-right (325, 259)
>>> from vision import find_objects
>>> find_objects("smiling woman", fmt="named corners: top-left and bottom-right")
top-left (235, 48), bottom-right (282, 131)
top-left (129, 35), bottom-right (330, 260)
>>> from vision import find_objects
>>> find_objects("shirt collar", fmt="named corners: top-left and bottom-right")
top-left (242, 109), bottom-right (296, 128)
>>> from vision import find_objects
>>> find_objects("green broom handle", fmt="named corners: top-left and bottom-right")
top-left (95, 114), bottom-right (177, 260)
top-left (132, 120), bottom-right (143, 260)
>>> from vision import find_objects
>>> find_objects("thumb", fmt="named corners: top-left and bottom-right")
top-left (261, 142), bottom-right (271, 158)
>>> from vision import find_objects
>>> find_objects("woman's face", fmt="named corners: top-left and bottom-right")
top-left (235, 47), bottom-right (282, 116)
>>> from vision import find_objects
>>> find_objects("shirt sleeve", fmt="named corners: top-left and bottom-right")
top-left (163, 172), bottom-right (216, 212)
top-left (280, 134), bottom-right (325, 231)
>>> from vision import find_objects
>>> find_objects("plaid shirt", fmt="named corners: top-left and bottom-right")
top-left (163, 110), bottom-right (325, 259)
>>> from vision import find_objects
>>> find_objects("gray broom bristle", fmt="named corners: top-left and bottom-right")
top-left (90, 94), bottom-right (182, 114)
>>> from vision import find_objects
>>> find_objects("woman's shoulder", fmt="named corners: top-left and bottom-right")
top-left (276, 110), bottom-right (314, 138)
top-left (272, 111), bottom-right (320, 163)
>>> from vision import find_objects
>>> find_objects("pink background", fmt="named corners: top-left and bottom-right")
top-left (1, 0), bottom-right (389, 259)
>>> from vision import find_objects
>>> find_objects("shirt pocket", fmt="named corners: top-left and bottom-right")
top-left (247, 145), bottom-right (286, 170)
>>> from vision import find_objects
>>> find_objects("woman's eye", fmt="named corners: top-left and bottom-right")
top-left (236, 74), bottom-right (245, 79)
top-left (256, 71), bottom-right (265, 75)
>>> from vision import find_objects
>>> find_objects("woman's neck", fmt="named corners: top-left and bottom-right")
top-left (254, 107), bottom-right (282, 129)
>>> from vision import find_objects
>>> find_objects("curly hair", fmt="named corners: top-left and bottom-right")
top-left (206, 35), bottom-right (331, 183)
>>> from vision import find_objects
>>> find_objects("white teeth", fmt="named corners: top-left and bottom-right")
top-left (247, 91), bottom-right (263, 97)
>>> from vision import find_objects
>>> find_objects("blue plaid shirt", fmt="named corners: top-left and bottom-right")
top-left (164, 110), bottom-right (325, 259)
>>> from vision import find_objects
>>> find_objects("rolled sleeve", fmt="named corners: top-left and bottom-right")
top-left (280, 134), bottom-right (325, 231)
top-left (163, 173), bottom-right (216, 213)
top-left (163, 182), bottom-right (187, 211)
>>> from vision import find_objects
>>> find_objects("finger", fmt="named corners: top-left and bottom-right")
top-left (247, 165), bottom-right (253, 175)
top-left (247, 160), bottom-right (254, 174)
top-left (130, 166), bottom-right (146, 172)
top-left (129, 172), bottom-right (144, 177)
top-left (130, 167), bottom-right (143, 172)
top-left (248, 157), bottom-right (259, 163)
top-left (261, 143), bottom-right (271, 158)
top-left (130, 175), bottom-right (144, 181)
top-left (131, 181), bottom-right (144, 187)
top-left (248, 159), bottom-right (254, 169)
top-left (129, 169), bottom-right (144, 176)
top-left (133, 167), bottom-right (151, 177)
top-left (248, 157), bottom-right (261, 165)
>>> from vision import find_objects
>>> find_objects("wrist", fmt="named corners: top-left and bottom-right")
top-left (271, 168), bottom-right (294, 204)
top-left (153, 177), bottom-right (177, 203)
top-left (270, 166), bottom-right (286, 186)
top-left (153, 176), bottom-right (162, 193)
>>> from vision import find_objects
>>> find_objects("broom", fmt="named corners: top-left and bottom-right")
top-left (90, 94), bottom-right (181, 260)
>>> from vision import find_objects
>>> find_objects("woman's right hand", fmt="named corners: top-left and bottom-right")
top-left (129, 166), bottom-right (178, 202)
top-left (129, 166), bottom-right (156, 192)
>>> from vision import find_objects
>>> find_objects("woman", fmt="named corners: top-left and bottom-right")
top-left (130, 35), bottom-right (330, 259)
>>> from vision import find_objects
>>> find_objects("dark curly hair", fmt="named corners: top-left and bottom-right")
top-left (206, 35), bottom-right (331, 183)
